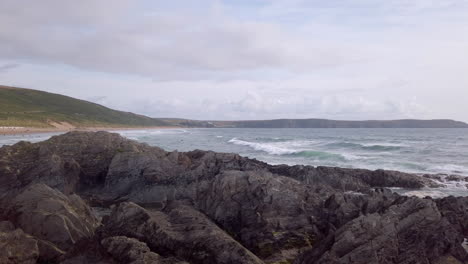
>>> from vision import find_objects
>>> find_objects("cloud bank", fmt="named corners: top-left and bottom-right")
top-left (0, 0), bottom-right (467, 121)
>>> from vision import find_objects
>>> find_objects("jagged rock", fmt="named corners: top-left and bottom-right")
top-left (297, 197), bottom-right (468, 264)
top-left (0, 132), bottom-right (154, 194)
top-left (37, 239), bottom-right (66, 263)
top-left (319, 188), bottom-right (401, 230)
top-left (269, 165), bottom-right (439, 191)
top-left (0, 225), bottom-right (39, 264)
top-left (0, 131), bottom-right (466, 264)
top-left (0, 183), bottom-right (99, 262)
top-left (100, 236), bottom-right (161, 263)
top-left (436, 196), bottom-right (468, 237)
top-left (102, 201), bottom-right (264, 264)
top-left (59, 238), bottom-right (116, 264)
top-left (101, 236), bottom-right (188, 264)
top-left (59, 234), bottom-right (187, 264)
top-left (194, 170), bottom-right (321, 262)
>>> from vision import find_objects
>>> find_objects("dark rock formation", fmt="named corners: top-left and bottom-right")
top-left (102, 201), bottom-right (263, 264)
top-left (0, 183), bottom-right (99, 262)
top-left (436, 196), bottom-right (468, 237)
top-left (0, 131), bottom-right (466, 264)
top-left (100, 236), bottom-right (184, 264)
top-left (297, 196), bottom-right (467, 264)
top-left (0, 221), bottom-right (39, 264)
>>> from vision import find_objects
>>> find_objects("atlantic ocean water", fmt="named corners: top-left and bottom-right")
top-left (1, 128), bottom-right (467, 197)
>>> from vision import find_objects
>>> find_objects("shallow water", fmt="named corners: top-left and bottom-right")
top-left (2, 128), bottom-right (467, 197)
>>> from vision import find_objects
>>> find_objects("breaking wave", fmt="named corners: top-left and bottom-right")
top-left (228, 138), bottom-right (297, 155)
top-left (324, 141), bottom-right (405, 151)
top-left (228, 138), bottom-right (349, 161)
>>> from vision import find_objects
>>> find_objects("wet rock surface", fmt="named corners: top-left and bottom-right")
top-left (0, 131), bottom-right (466, 264)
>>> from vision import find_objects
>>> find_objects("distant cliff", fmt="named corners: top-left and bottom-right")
top-left (203, 118), bottom-right (468, 128)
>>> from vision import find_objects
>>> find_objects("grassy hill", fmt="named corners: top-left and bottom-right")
top-left (0, 85), bottom-right (168, 128)
top-left (2, 85), bottom-right (466, 129)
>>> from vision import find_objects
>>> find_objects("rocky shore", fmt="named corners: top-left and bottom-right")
top-left (0, 131), bottom-right (466, 264)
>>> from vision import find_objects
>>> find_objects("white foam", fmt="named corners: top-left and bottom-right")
top-left (431, 164), bottom-right (468, 174)
top-left (228, 138), bottom-right (299, 155)
top-left (344, 191), bottom-right (366, 196)
top-left (341, 153), bottom-right (364, 161)
top-left (361, 142), bottom-right (408, 147)
top-left (228, 138), bottom-right (364, 162)
top-left (402, 190), bottom-right (447, 198)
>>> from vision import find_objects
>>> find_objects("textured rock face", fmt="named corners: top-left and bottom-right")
top-left (298, 197), bottom-right (467, 264)
top-left (102, 202), bottom-right (264, 264)
top-left (0, 222), bottom-right (39, 264)
top-left (194, 170), bottom-right (322, 262)
top-left (101, 236), bottom-right (161, 264)
top-left (269, 165), bottom-right (438, 190)
top-left (0, 183), bottom-right (99, 262)
top-left (436, 196), bottom-right (468, 237)
top-left (0, 131), bottom-right (466, 264)
top-left (0, 132), bottom-right (154, 194)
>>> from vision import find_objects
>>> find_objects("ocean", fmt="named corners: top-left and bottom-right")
top-left (1, 128), bottom-right (467, 197)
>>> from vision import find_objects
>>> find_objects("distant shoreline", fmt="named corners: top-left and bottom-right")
top-left (4, 125), bottom-right (468, 136)
top-left (0, 126), bottom-right (182, 136)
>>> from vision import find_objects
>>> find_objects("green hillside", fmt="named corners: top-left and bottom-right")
top-left (0, 85), bottom-right (168, 128)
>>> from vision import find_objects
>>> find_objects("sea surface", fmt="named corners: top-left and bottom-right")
top-left (1, 128), bottom-right (467, 197)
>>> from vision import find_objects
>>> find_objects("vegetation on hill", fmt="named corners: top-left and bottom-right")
top-left (0, 85), bottom-right (168, 128)
top-left (2, 85), bottom-right (467, 129)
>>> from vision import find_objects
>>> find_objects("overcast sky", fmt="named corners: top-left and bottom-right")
top-left (1, 0), bottom-right (468, 121)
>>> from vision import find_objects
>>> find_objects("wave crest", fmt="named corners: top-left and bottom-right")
top-left (228, 138), bottom-right (297, 155)
top-left (228, 138), bottom-right (349, 161)
top-left (325, 141), bottom-right (404, 151)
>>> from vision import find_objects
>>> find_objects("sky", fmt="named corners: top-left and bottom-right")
top-left (1, 0), bottom-right (468, 121)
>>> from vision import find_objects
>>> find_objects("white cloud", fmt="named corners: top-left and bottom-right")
top-left (0, 0), bottom-right (373, 79)
top-left (0, 0), bottom-right (467, 121)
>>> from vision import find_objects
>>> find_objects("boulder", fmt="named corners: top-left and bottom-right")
top-left (0, 131), bottom-right (155, 194)
top-left (0, 184), bottom-right (99, 262)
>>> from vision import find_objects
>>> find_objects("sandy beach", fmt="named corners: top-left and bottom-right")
top-left (0, 125), bottom-right (182, 135)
